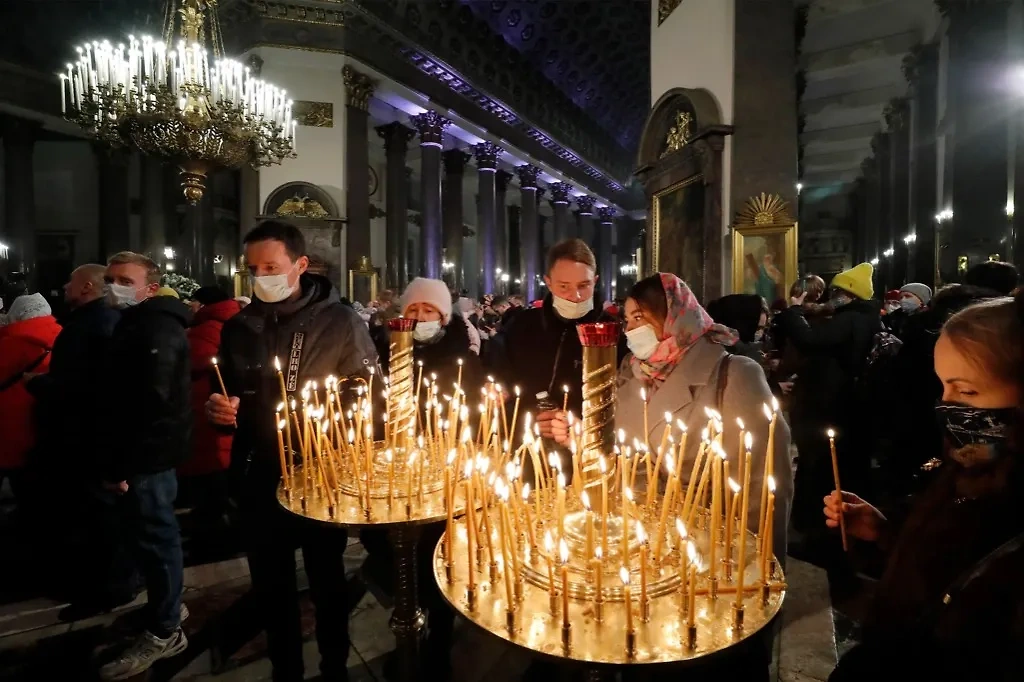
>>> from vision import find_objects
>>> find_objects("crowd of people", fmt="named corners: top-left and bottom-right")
top-left (1, 219), bottom-right (1022, 681)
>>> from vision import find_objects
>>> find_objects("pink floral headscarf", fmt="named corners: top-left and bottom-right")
top-left (630, 273), bottom-right (738, 387)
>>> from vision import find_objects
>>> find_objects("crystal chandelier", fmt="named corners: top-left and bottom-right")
top-left (60, 0), bottom-right (296, 204)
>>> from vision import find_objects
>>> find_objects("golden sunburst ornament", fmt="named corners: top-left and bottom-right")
top-left (735, 193), bottom-right (792, 227)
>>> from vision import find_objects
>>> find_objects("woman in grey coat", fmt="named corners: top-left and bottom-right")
top-left (613, 274), bottom-right (794, 560)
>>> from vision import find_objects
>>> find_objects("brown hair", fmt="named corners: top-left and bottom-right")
top-left (629, 274), bottom-right (668, 320)
top-left (789, 274), bottom-right (826, 304)
top-left (545, 238), bottom-right (596, 274)
top-left (943, 293), bottom-right (1024, 390)
top-left (107, 251), bottom-right (161, 285)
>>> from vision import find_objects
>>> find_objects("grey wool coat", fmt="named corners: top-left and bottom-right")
top-left (615, 336), bottom-right (795, 562)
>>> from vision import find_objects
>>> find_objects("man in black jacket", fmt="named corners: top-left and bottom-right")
top-left (207, 221), bottom-right (377, 682)
top-left (97, 252), bottom-right (192, 680)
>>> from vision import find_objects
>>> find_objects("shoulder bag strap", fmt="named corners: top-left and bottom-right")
top-left (715, 354), bottom-right (732, 414)
top-left (0, 349), bottom-right (51, 393)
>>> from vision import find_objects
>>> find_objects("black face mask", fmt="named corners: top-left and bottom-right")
top-left (935, 402), bottom-right (1016, 459)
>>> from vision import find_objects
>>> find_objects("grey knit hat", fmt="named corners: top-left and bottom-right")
top-left (899, 283), bottom-right (932, 306)
top-left (7, 293), bottom-right (51, 322)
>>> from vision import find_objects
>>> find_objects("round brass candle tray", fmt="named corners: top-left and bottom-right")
top-left (433, 509), bottom-right (785, 666)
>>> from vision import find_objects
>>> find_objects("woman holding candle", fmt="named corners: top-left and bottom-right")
top-left (822, 293), bottom-right (1024, 682)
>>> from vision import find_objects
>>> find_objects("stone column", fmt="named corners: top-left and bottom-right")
top-left (0, 117), bottom-right (38, 284)
top-left (410, 111), bottom-right (451, 279)
top-left (441, 149), bottom-right (469, 291)
top-left (576, 196), bottom-right (596, 247)
top-left (96, 145), bottom-right (132, 261)
top-left (887, 102), bottom-right (911, 287)
top-left (473, 142), bottom-right (503, 295)
top-left (873, 133), bottom-right (893, 290)
top-left (507, 204), bottom-right (521, 291)
top-left (549, 182), bottom-right (572, 242)
top-left (616, 217), bottom-right (633, 296)
top-left (343, 66), bottom-right (375, 299)
top-left (909, 44), bottom-right (939, 286)
top-left (597, 206), bottom-right (615, 304)
top-left (516, 164), bottom-right (541, 300)
top-left (948, 1), bottom-right (1012, 275)
top-left (377, 122), bottom-right (416, 290)
top-left (495, 170), bottom-right (512, 277)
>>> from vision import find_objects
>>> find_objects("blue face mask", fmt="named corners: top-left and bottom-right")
top-left (900, 298), bottom-right (921, 313)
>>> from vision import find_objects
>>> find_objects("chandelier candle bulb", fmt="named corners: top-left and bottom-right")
top-left (827, 429), bottom-right (848, 552)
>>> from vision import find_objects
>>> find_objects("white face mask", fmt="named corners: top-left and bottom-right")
top-left (551, 294), bottom-right (594, 320)
top-left (626, 324), bottom-right (660, 360)
top-left (105, 283), bottom-right (142, 309)
top-left (252, 267), bottom-right (297, 303)
top-left (899, 298), bottom-right (920, 313)
top-left (412, 320), bottom-right (442, 342)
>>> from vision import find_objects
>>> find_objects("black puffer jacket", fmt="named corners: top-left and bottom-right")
top-left (377, 314), bottom-right (485, 401)
top-left (218, 274), bottom-right (377, 495)
top-left (777, 297), bottom-right (882, 421)
top-left (102, 295), bottom-right (193, 480)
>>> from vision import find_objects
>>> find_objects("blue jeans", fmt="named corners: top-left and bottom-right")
top-left (121, 470), bottom-right (183, 637)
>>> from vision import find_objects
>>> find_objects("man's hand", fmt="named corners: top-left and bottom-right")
top-left (778, 381), bottom-right (794, 395)
top-left (207, 393), bottom-right (240, 426)
top-left (103, 480), bottom-right (129, 494)
top-left (537, 410), bottom-right (571, 446)
top-left (790, 291), bottom-right (808, 307)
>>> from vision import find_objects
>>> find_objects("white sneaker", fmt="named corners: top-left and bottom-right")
top-left (99, 628), bottom-right (188, 680)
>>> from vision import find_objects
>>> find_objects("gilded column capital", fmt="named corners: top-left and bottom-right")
top-left (375, 121), bottom-right (415, 154)
top-left (342, 65), bottom-right (375, 111)
top-left (410, 111), bottom-right (451, 146)
top-left (472, 141), bottom-right (505, 171)
top-left (516, 164), bottom-right (541, 189)
top-left (597, 206), bottom-right (617, 223)
top-left (575, 195), bottom-right (596, 216)
top-left (549, 182), bottom-right (572, 205)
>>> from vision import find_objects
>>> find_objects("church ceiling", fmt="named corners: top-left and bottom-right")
top-left (459, 1), bottom-right (651, 152)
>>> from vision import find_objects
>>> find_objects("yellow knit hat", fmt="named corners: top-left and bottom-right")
top-left (831, 262), bottom-right (874, 300)
top-left (156, 286), bottom-right (180, 299)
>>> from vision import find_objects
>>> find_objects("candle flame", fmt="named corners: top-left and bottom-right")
top-left (581, 490), bottom-right (591, 510)
top-left (544, 530), bottom-right (554, 553)
top-left (745, 432), bottom-right (753, 450)
top-left (736, 417), bottom-right (744, 430)
top-left (548, 453), bottom-right (560, 469)
top-left (635, 520), bottom-right (647, 544)
top-left (619, 566), bottom-right (630, 586)
top-left (562, 384), bottom-right (569, 394)
top-left (624, 487), bottom-right (634, 502)
top-left (595, 546), bottom-right (603, 560)
top-left (277, 419), bottom-right (286, 431)
top-left (617, 429), bottom-right (626, 444)
top-left (408, 451), bottom-right (417, 465)
top-left (276, 402), bottom-right (284, 412)
top-left (515, 386), bottom-right (520, 396)
top-left (556, 472), bottom-right (566, 490)
top-left (274, 356), bottom-right (282, 371)
top-left (640, 387), bottom-right (647, 402)
top-left (211, 356), bottom-right (219, 366)
top-left (447, 449), bottom-right (456, 465)
top-left (827, 428), bottom-right (836, 438)
top-left (771, 396), bottom-right (780, 413)
top-left (522, 483), bottom-right (530, 500)
top-left (700, 427), bottom-right (709, 441)
top-left (368, 366), bottom-right (375, 376)
top-left (675, 518), bottom-right (687, 539)
top-left (728, 478), bottom-right (740, 494)
top-left (686, 540), bottom-right (698, 562)
top-left (768, 475), bottom-right (776, 493)
top-left (599, 456), bottom-right (607, 474)
top-left (703, 406), bottom-right (713, 419)
top-left (457, 358), bottom-right (463, 366)
top-left (385, 450), bottom-right (393, 463)
top-left (762, 403), bottom-right (772, 421)
top-left (463, 461), bottom-right (473, 478)
top-left (664, 411), bottom-right (672, 422)
top-left (677, 419), bottom-right (687, 432)
top-left (713, 441), bottom-right (726, 460)
top-left (559, 538), bottom-right (569, 564)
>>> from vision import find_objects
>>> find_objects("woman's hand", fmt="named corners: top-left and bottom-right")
top-left (207, 393), bottom-right (240, 426)
top-left (790, 291), bottom-right (808, 307)
top-left (537, 410), bottom-right (571, 446)
top-left (824, 491), bottom-right (886, 542)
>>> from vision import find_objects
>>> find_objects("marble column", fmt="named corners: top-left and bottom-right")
top-left (507, 205), bottom-right (521, 290)
top-left (377, 122), bottom-right (416, 290)
top-left (516, 164), bottom-right (541, 300)
top-left (96, 145), bottom-right (132, 261)
top-left (410, 111), bottom-right (451, 279)
top-left (473, 142), bottom-right (503, 295)
top-left (948, 2), bottom-right (1012, 275)
top-left (909, 44), bottom-right (939, 286)
top-left (549, 182), bottom-right (572, 242)
top-left (343, 66), bottom-right (375, 299)
top-left (495, 170), bottom-right (512, 277)
top-left (1, 117), bottom-right (38, 283)
top-left (442, 149), bottom-right (470, 291)
top-left (576, 196), bottom-right (596, 247)
top-left (595, 206), bottom-right (615, 304)
top-left (888, 109), bottom-right (911, 287)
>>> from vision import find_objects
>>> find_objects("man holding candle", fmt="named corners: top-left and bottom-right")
top-left (206, 221), bottom-right (377, 682)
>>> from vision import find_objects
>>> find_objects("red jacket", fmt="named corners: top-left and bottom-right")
top-left (0, 316), bottom-right (62, 469)
top-left (181, 299), bottom-right (242, 476)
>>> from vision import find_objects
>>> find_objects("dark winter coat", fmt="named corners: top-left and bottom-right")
top-left (831, 454), bottom-right (1024, 681)
top-left (706, 294), bottom-right (763, 343)
top-left (182, 299), bottom-right (242, 477)
top-left (218, 274), bottom-right (378, 498)
top-left (776, 297), bottom-right (881, 422)
top-left (102, 295), bottom-right (193, 481)
top-left (488, 294), bottom-right (625, 417)
top-left (28, 297), bottom-right (120, 470)
top-left (376, 314), bottom-right (485, 403)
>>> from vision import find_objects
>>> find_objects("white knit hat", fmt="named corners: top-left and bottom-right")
top-left (401, 278), bottom-right (453, 323)
top-left (8, 293), bottom-right (51, 322)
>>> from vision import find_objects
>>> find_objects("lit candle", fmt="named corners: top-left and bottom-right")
top-left (498, 483), bottom-right (514, 606)
top-left (655, 411), bottom-right (672, 490)
top-left (676, 518), bottom-right (688, 614)
top-left (599, 456), bottom-right (609, 556)
top-left (593, 547), bottom-right (603, 609)
top-left (761, 476), bottom-right (776, 584)
top-left (725, 478), bottom-right (740, 571)
top-left (687, 541), bottom-right (697, 628)
top-left (465, 465), bottom-right (476, 592)
top-left (735, 417), bottom-right (746, 465)
top-left (827, 428), bottom-right (848, 551)
top-left (709, 444), bottom-right (721, 583)
top-left (276, 418), bottom-right (288, 489)
top-left (654, 453), bottom-right (677, 559)
top-left (274, 357), bottom-right (293, 477)
top-left (560, 538), bottom-right (570, 629)
top-left (510, 386), bottom-right (522, 446)
top-left (621, 566), bottom-right (634, 635)
top-left (562, 384), bottom-right (570, 414)
top-left (622, 487), bottom-right (634, 559)
top-left (456, 358), bottom-right (463, 392)
top-left (544, 530), bottom-right (556, 602)
top-left (406, 451), bottom-right (417, 504)
top-left (521, 483), bottom-right (537, 549)
top-left (637, 521), bottom-right (648, 606)
top-left (735, 435), bottom-right (753, 607)
top-left (556, 472), bottom-right (566, 539)
top-left (757, 403), bottom-right (774, 543)
top-left (445, 452), bottom-right (454, 564)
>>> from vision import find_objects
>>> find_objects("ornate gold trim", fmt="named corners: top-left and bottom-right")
top-left (254, 1), bottom-right (346, 26)
top-left (660, 111), bottom-right (692, 158)
top-left (658, 0), bottom-right (684, 26)
top-left (342, 65), bottom-right (375, 111)
top-left (275, 194), bottom-right (331, 219)
top-left (731, 222), bottom-right (799, 297)
top-left (293, 100), bottom-right (333, 127)
top-left (734, 193), bottom-right (793, 227)
top-left (649, 174), bottom-right (704, 275)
